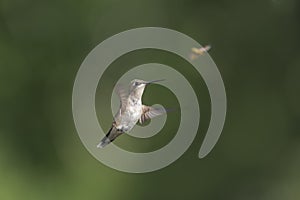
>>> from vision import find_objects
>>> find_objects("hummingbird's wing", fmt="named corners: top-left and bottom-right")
top-left (139, 105), bottom-right (166, 124)
top-left (115, 83), bottom-right (128, 112)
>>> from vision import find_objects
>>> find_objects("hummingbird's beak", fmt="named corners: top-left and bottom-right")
top-left (145, 79), bottom-right (164, 85)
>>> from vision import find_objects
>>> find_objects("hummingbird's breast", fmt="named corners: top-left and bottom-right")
top-left (115, 98), bottom-right (142, 132)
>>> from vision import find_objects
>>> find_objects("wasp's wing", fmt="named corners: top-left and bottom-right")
top-left (139, 105), bottom-right (166, 124)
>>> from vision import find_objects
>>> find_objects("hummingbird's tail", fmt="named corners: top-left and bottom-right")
top-left (97, 136), bottom-right (111, 148)
top-left (97, 126), bottom-right (122, 148)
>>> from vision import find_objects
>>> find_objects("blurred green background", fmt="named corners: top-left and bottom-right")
top-left (1, 0), bottom-right (300, 199)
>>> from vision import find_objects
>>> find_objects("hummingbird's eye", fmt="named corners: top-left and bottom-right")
top-left (134, 82), bottom-right (139, 86)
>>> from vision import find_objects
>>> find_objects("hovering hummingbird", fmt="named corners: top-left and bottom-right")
top-left (97, 79), bottom-right (166, 148)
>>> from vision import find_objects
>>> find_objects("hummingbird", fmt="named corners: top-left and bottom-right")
top-left (97, 79), bottom-right (166, 148)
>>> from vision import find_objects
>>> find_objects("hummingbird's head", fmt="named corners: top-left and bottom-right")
top-left (129, 79), bottom-right (163, 96)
